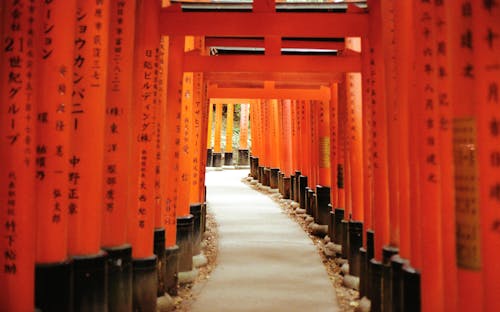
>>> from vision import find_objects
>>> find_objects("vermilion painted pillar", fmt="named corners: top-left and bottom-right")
top-left (189, 72), bottom-right (204, 203)
top-left (309, 100), bottom-right (319, 192)
top-left (366, 1), bottom-right (390, 310)
top-left (224, 102), bottom-right (234, 166)
top-left (473, 3), bottom-right (500, 311)
top-left (33, 1), bottom-right (76, 311)
top-left (281, 99), bottom-right (293, 198)
top-left (447, 2), bottom-right (482, 312)
top-left (329, 84), bottom-right (339, 209)
top-left (206, 102), bottom-right (214, 167)
top-left (433, 2), bottom-right (457, 312)
top-left (0, 2), bottom-right (37, 311)
top-left (69, 1), bottom-right (110, 310)
top-left (130, 0), bottom-right (161, 309)
top-left (318, 100), bottom-right (331, 189)
top-left (213, 102), bottom-right (223, 168)
top-left (269, 99), bottom-right (280, 189)
top-left (238, 103), bottom-right (250, 166)
top-left (101, 0), bottom-right (136, 309)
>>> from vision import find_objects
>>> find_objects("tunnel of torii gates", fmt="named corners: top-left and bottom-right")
top-left (0, 0), bottom-right (499, 311)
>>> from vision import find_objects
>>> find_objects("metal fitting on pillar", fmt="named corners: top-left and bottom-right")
top-left (206, 148), bottom-right (213, 167)
top-left (212, 152), bottom-right (222, 168)
top-left (315, 186), bottom-right (331, 226)
top-left (103, 244), bottom-right (133, 310)
top-left (270, 168), bottom-right (279, 189)
top-left (153, 229), bottom-right (166, 297)
top-left (224, 152), bottom-right (233, 166)
top-left (238, 149), bottom-right (249, 166)
top-left (132, 255), bottom-right (158, 311)
top-left (176, 215), bottom-right (194, 273)
top-left (190, 203), bottom-right (203, 256)
top-left (164, 245), bottom-right (180, 296)
top-left (382, 246), bottom-right (399, 312)
top-left (72, 251), bottom-right (108, 312)
top-left (348, 221), bottom-right (363, 277)
top-left (35, 260), bottom-right (74, 312)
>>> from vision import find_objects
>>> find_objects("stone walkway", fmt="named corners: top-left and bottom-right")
top-left (190, 169), bottom-right (340, 312)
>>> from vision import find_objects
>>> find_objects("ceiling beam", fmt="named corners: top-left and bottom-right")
top-left (183, 54), bottom-right (361, 73)
top-left (204, 72), bottom-right (343, 85)
top-left (208, 84), bottom-right (331, 100)
top-left (205, 37), bottom-right (345, 51)
top-left (160, 7), bottom-right (368, 37)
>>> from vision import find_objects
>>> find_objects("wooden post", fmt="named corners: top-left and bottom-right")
top-left (473, 3), bottom-right (500, 311)
top-left (0, 2), bottom-right (38, 310)
top-left (238, 103), bottom-right (250, 166)
top-left (329, 84), bottom-right (339, 208)
top-left (206, 101), bottom-right (214, 167)
top-left (213, 101), bottom-right (223, 167)
top-left (224, 102), bottom-right (234, 166)
top-left (447, 1), bottom-right (483, 311)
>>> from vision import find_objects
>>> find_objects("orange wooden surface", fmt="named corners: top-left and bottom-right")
top-left (310, 101), bottom-right (319, 190)
top-left (128, 0), bottom-right (160, 258)
top-left (367, 0), bottom-right (389, 261)
top-left (337, 81), bottom-right (347, 211)
top-left (329, 84), bottom-right (339, 207)
top-left (446, 2), bottom-right (483, 311)
top-left (0, 2), bottom-right (37, 310)
top-left (281, 100), bottom-right (293, 177)
top-left (164, 35), bottom-right (184, 247)
top-left (318, 100), bottom-right (331, 187)
top-left (239, 103), bottom-right (250, 150)
top-left (213, 102), bottom-right (223, 154)
top-left (473, 3), bottom-right (500, 310)
top-left (225, 103), bottom-right (234, 153)
top-left (35, 0), bottom-right (76, 262)
top-left (270, 99), bottom-right (280, 169)
top-left (102, 0), bottom-right (136, 248)
top-left (68, 0), bottom-right (110, 256)
top-left (189, 69), bottom-right (204, 203)
top-left (206, 102), bottom-right (213, 149)
top-left (433, 2), bottom-right (457, 311)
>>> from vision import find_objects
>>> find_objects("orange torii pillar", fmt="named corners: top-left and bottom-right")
top-left (345, 37), bottom-right (365, 279)
top-left (474, 3), bottom-right (500, 311)
top-left (328, 84), bottom-right (340, 243)
top-left (32, 1), bottom-right (75, 311)
top-left (250, 100), bottom-right (262, 180)
top-left (130, 0), bottom-right (162, 309)
top-left (175, 36), bottom-right (197, 277)
top-left (261, 100), bottom-right (272, 186)
top-left (0, 2), bottom-right (37, 311)
top-left (307, 100), bottom-right (319, 220)
top-left (164, 35), bottom-right (184, 295)
top-left (224, 102), bottom-right (235, 166)
top-left (365, 1), bottom-right (390, 310)
top-left (290, 100), bottom-right (301, 201)
top-left (269, 99), bottom-right (281, 189)
top-left (68, 1), bottom-right (110, 310)
top-left (238, 103), bottom-right (250, 166)
top-left (212, 102), bottom-right (223, 168)
top-left (447, 2), bottom-right (483, 312)
top-left (315, 99), bottom-right (332, 228)
top-left (206, 102), bottom-right (214, 167)
top-left (279, 99), bottom-right (293, 198)
top-left (189, 67), bottom-right (205, 260)
top-left (297, 101), bottom-right (309, 210)
top-left (101, 0), bottom-right (136, 309)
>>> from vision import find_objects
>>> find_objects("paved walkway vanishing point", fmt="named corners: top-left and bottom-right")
top-left (190, 169), bottom-right (340, 312)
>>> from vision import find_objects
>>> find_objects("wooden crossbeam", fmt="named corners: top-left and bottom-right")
top-left (204, 72), bottom-right (343, 85)
top-left (208, 84), bottom-right (331, 100)
top-left (160, 7), bottom-right (368, 37)
top-left (183, 54), bottom-right (361, 73)
top-left (205, 37), bottom-right (345, 51)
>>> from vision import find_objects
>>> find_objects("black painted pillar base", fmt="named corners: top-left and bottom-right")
top-left (391, 255), bottom-right (406, 312)
top-left (35, 260), bottom-right (73, 312)
top-left (212, 152), bottom-right (222, 168)
top-left (333, 208), bottom-right (345, 245)
top-left (308, 189), bottom-right (316, 217)
top-left (270, 168), bottom-right (279, 189)
top-left (290, 175), bottom-right (295, 199)
top-left (164, 245), bottom-right (179, 296)
top-left (315, 186), bottom-right (330, 225)
top-left (73, 251), bottom-right (108, 312)
top-left (153, 229), bottom-right (166, 297)
top-left (190, 203), bottom-right (203, 256)
top-left (369, 259), bottom-right (383, 312)
top-left (359, 247), bottom-right (367, 297)
top-left (365, 230), bottom-right (375, 300)
top-left (224, 152), bottom-right (233, 166)
top-left (348, 221), bottom-right (363, 277)
top-left (328, 207), bottom-right (335, 240)
top-left (299, 175), bottom-right (308, 209)
top-left (258, 166), bottom-right (264, 184)
top-left (206, 148), bottom-right (213, 167)
top-left (263, 167), bottom-right (271, 186)
top-left (238, 149), bottom-right (249, 166)
top-left (382, 246), bottom-right (399, 312)
top-left (294, 171), bottom-right (301, 202)
top-left (103, 244), bottom-right (132, 310)
top-left (278, 172), bottom-right (283, 194)
top-left (283, 176), bottom-right (291, 199)
top-left (341, 219), bottom-right (349, 259)
top-left (176, 215), bottom-right (194, 272)
top-left (402, 265), bottom-right (421, 312)
top-left (132, 256), bottom-right (158, 312)
top-left (304, 187), bottom-right (311, 214)
top-left (253, 157), bottom-right (260, 178)
top-left (250, 157), bottom-right (256, 177)
top-left (201, 202), bottom-right (207, 233)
